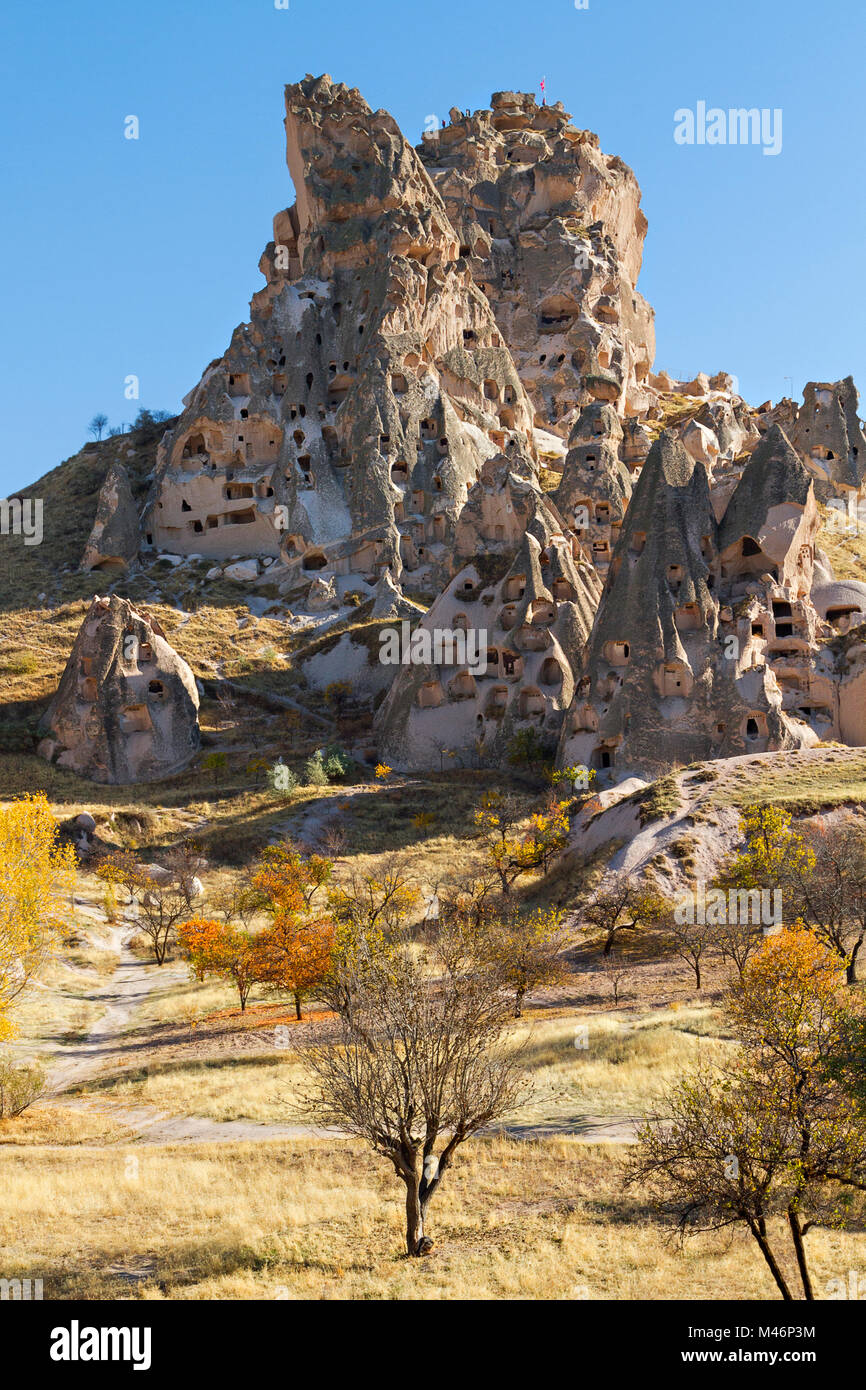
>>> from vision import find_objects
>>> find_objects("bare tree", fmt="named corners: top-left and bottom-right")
top-left (786, 820), bottom-right (866, 983)
top-left (299, 927), bottom-right (529, 1255)
top-left (598, 954), bottom-right (631, 1005)
top-left (129, 874), bottom-right (191, 965)
top-left (629, 930), bottom-right (866, 1299)
top-left (712, 913), bottom-right (764, 981)
top-left (582, 874), bottom-right (666, 956)
top-left (88, 413), bottom-right (108, 441)
top-left (664, 909), bottom-right (716, 990)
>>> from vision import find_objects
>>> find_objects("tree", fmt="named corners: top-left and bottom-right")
top-left (710, 911), bottom-right (766, 982)
top-left (598, 955), bottom-right (631, 1006)
top-left (711, 805), bottom-right (813, 980)
top-left (474, 791), bottom-right (570, 896)
top-left (630, 929), bottom-right (866, 1300)
top-left (582, 873), bottom-right (666, 956)
top-left (178, 916), bottom-right (263, 1010)
top-left (209, 875), bottom-right (259, 931)
top-left (726, 804), bottom-right (813, 895)
top-left (328, 858), bottom-right (419, 937)
top-left (324, 680), bottom-right (352, 718)
top-left (214, 925), bottom-right (262, 1012)
top-left (252, 843), bottom-right (335, 1018)
top-left (471, 906), bottom-right (568, 1017)
top-left (507, 726), bottom-right (551, 776)
top-left (300, 925), bottom-right (529, 1255)
top-left (253, 842), bottom-right (332, 914)
top-left (96, 854), bottom-right (189, 965)
top-left (0, 795), bottom-right (76, 1038)
top-left (663, 902), bottom-right (714, 989)
top-left (786, 819), bottom-right (866, 983)
top-left (177, 916), bottom-right (226, 983)
top-left (255, 912), bottom-right (334, 1019)
top-left (202, 751), bottom-right (228, 786)
top-left (88, 413), bottom-right (108, 441)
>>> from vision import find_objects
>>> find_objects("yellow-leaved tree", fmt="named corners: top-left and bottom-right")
top-left (0, 794), bottom-right (77, 1038)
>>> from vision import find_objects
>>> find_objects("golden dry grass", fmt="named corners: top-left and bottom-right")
top-left (0, 1134), bottom-right (862, 1300)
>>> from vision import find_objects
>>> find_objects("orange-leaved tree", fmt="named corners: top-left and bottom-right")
top-left (255, 912), bottom-right (334, 1020)
top-left (0, 794), bottom-right (77, 1039)
top-left (177, 916), bottom-right (262, 1011)
top-left (252, 842), bottom-right (335, 1019)
top-left (177, 916), bottom-right (228, 983)
top-left (631, 928), bottom-right (866, 1300)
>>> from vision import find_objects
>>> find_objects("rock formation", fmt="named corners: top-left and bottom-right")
top-left (38, 596), bottom-right (200, 784)
top-left (557, 425), bottom-right (828, 780)
top-left (376, 483), bottom-right (601, 770)
top-left (80, 462), bottom-right (140, 572)
top-left (417, 90), bottom-right (655, 432)
top-left (553, 403), bottom-right (632, 574)
top-left (144, 74), bottom-right (536, 607)
top-left (788, 377), bottom-right (866, 501)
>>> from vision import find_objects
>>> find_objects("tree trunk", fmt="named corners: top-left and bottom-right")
top-left (749, 1222), bottom-right (794, 1300)
top-left (847, 938), bottom-right (862, 984)
top-left (405, 1179), bottom-right (424, 1255)
top-left (787, 1206), bottom-right (814, 1300)
top-left (514, 987), bottom-right (524, 1019)
top-left (695, 960), bottom-right (702, 990)
top-left (294, 992), bottom-right (302, 1021)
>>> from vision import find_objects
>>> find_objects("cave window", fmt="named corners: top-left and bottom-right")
top-left (746, 718), bottom-right (759, 740)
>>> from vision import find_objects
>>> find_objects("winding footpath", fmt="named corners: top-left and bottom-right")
top-left (43, 913), bottom-right (640, 1147)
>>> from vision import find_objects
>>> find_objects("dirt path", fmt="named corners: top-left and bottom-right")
top-left (47, 926), bottom-right (188, 1096)
top-left (43, 905), bottom-right (642, 1147)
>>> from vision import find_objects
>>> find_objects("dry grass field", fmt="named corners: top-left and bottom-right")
top-left (0, 1132), bottom-right (863, 1301)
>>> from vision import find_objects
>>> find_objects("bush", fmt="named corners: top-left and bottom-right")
top-left (267, 761), bottom-right (299, 798)
top-left (0, 719), bottom-right (38, 752)
top-left (0, 1060), bottom-right (45, 1118)
top-left (304, 754), bottom-right (329, 787)
top-left (322, 744), bottom-right (353, 781)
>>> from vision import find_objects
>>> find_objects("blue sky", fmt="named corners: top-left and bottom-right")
top-left (1, 0), bottom-right (864, 496)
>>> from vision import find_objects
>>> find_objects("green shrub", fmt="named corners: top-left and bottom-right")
top-left (304, 754), bottom-right (329, 787)
top-left (267, 760), bottom-right (299, 798)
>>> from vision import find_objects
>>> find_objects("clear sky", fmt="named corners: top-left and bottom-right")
top-left (2, 0), bottom-right (864, 497)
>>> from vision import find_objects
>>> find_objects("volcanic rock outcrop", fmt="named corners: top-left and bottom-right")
top-left (80, 462), bottom-right (141, 572)
top-left (557, 425), bottom-right (828, 780)
top-left (376, 481), bottom-right (601, 770)
top-left (144, 74), bottom-right (536, 603)
top-left (788, 377), bottom-right (866, 501)
top-left (554, 403), bottom-right (632, 574)
top-left (417, 90), bottom-right (655, 431)
top-left (38, 596), bottom-right (200, 784)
